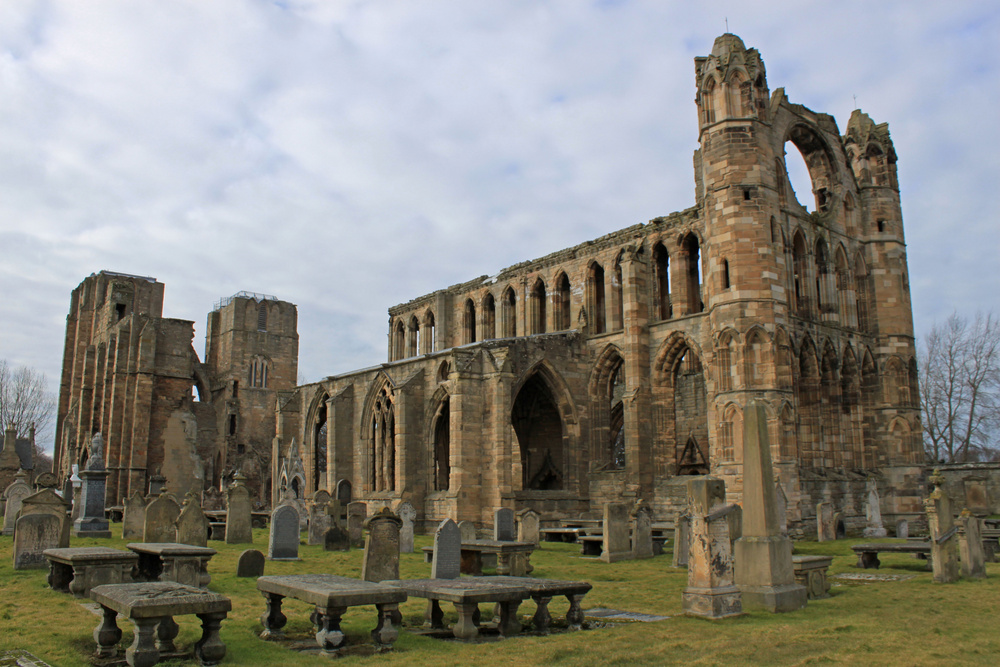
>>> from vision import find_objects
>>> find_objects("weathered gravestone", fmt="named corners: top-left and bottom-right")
top-left (122, 491), bottom-right (146, 540)
top-left (494, 507), bottom-right (515, 541)
top-left (395, 501), bottom-right (416, 554)
top-left (307, 501), bottom-right (331, 546)
top-left (601, 502), bottom-right (632, 563)
top-left (323, 499), bottom-right (350, 551)
top-left (19, 488), bottom-right (70, 548)
top-left (458, 520), bottom-right (477, 543)
top-left (143, 492), bottom-right (181, 543)
top-left (362, 508), bottom-right (403, 582)
top-left (225, 474), bottom-right (253, 545)
top-left (176, 492), bottom-right (210, 547)
top-left (672, 511), bottom-right (691, 567)
top-left (268, 503), bottom-right (301, 561)
top-left (13, 512), bottom-right (62, 570)
top-left (896, 519), bottom-right (909, 538)
top-left (517, 508), bottom-right (540, 546)
top-left (958, 511), bottom-right (986, 579)
top-left (734, 401), bottom-right (807, 612)
top-left (431, 518), bottom-right (461, 580)
top-left (925, 470), bottom-right (959, 583)
top-left (863, 479), bottom-right (887, 538)
top-left (237, 549), bottom-right (266, 578)
top-left (683, 476), bottom-right (742, 619)
top-left (347, 502), bottom-right (367, 548)
top-left (73, 433), bottom-right (111, 538)
top-left (2, 470), bottom-right (32, 536)
top-left (816, 502), bottom-right (836, 542)
top-left (631, 503), bottom-right (654, 559)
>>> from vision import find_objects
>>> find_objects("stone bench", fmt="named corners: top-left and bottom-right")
top-left (44, 547), bottom-right (138, 598)
top-left (851, 542), bottom-right (931, 570)
top-left (90, 582), bottom-right (231, 667)
top-left (579, 535), bottom-right (604, 556)
top-left (791, 555), bottom-right (833, 599)
top-left (128, 543), bottom-right (216, 589)
top-left (384, 576), bottom-right (591, 640)
top-left (256, 574), bottom-right (406, 654)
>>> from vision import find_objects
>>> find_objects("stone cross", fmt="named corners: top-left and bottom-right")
top-left (957, 511), bottom-right (986, 579)
top-left (225, 474), bottom-right (253, 544)
top-left (176, 492), bottom-right (210, 547)
top-left (362, 507), bottom-right (403, 582)
top-left (395, 501), bottom-right (416, 553)
top-left (143, 492), bottom-right (181, 543)
top-left (733, 400), bottom-right (806, 612)
top-left (494, 507), bottom-right (515, 541)
top-left (347, 502), bottom-right (367, 548)
top-left (863, 479), bottom-right (887, 538)
top-left (268, 503), bottom-right (301, 561)
top-left (601, 502), bottom-right (632, 563)
top-left (2, 470), bottom-right (32, 536)
top-left (631, 502), bottom-right (654, 559)
top-left (682, 476), bottom-right (742, 619)
top-left (431, 518), bottom-right (461, 579)
top-left (122, 491), bottom-right (146, 539)
top-left (516, 508), bottom-right (540, 546)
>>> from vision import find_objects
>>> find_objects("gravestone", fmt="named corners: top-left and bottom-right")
top-left (957, 511), bottom-right (986, 579)
top-left (2, 470), bottom-right (32, 535)
top-left (307, 501), bottom-right (331, 546)
top-left (143, 492), bottom-right (181, 543)
top-left (631, 503), bottom-right (654, 559)
top-left (237, 549), bottom-right (266, 578)
top-left (324, 523), bottom-right (351, 551)
top-left (431, 518), bottom-right (461, 580)
top-left (19, 488), bottom-right (71, 548)
top-left (312, 489), bottom-right (332, 506)
top-left (347, 502), bottom-right (367, 548)
top-left (176, 492), bottom-right (210, 547)
top-left (601, 502), bottom-right (632, 563)
top-left (13, 512), bottom-right (62, 570)
top-left (925, 470), bottom-right (959, 583)
top-left (682, 476), bottom-right (742, 619)
top-left (896, 519), bottom-right (909, 538)
top-left (395, 501), bottom-right (416, 553)
top-left (863, 479), bottom-right (887, 538)
top-left (734, 400), bottom-right (807, 612)
top-left (672, 511), bottom-right (691, 567)
top-left (362, 508), bottom-right (403, 582)
top-left (816, 502), bottom-right (836, 542)
top-left (458, 520), bottom-right (477, 543)
top-left (73, 433), bottom-right (111, 538)
top-left (775, 480), bottom-right (788, 536)
top-left (268, 503), bottom-right (301, 561)
top-left (494, 507), bottom-right (515, 541)
top-left (122, 491), bottom-right (146, 539)
top-left (335, 479), bottom-right (352, 525)
top-left (225, 473), bottom-right (253, 544)
top-left (517, 508), bottom-right (540, 546)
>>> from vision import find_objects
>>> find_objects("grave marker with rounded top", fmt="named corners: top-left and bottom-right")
top-left (2, 470), bottom-right (32, 536)
top-left (395, 501), bottom-right (416, 553)
top-left (19, 488), bottom-right (70, 548)
top-left (268, 503), bottom-right (301, 561)
top-left (176, 492), bottom-right (210, 548)
top-left (431, 519), bottom-right (461, 580)
top-left (517, 508), bottom-right (540, 546)
top-left (225, 474), bottom-right (253, 544)
top-left (143, 492), bottom-right (180, 543)
top-left (458, 520), bottom-right (477, 543)
top-left (122, 491), bottom-right (146, 539)
top-left (13, 512), bottom-right (62, 570)
top-left (237, 549), bottom-right (266, 578)
top-left (362, 508), bottom-right (403, 582)
top-left (494, 507), bottom-right (515, 541)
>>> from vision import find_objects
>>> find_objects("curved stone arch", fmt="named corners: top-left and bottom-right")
top-left (303, 386), bottom-right (331, 492)
top-left (776, 400), bottom-right (797, 462)
top-left (882, 355), bottom-right (908, 406)
top-left (436, 360), bottom-right (451, 384)
top-left (780, 121), bottom-right (840, 213)
top-left (744, 325), bottom-right (773, 388)
top-left (425, 385), bottom-right (451, 492)
top-left (887, 416), bottom-right (913, 463)
top-left (359, 372), bottom-right (396, 443)
top-left (652, 331), bottom-right (706, 387)
top-left (510, 359), bottom-right (579, 429)
top-left (724, 67), bottom-right (749, 118)
top-left (718, 401), bottom-right (744, 463)
top-left (699, 73), bottom-right (721, 124)
top-left (798, 334), bottom-right (820, 380)
top-left (715, 327), bottom-right (740, 392)
top-left (588, 343), bottom-right (626, 467)
top-left (588, 343), bottom-right (625, 399)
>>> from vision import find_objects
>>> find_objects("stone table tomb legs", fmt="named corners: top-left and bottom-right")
top-left (93, 606), bottom-right (227, 667)
top-left (372, 603), bottom-right (400, 647)
top-left (314, 605), bottom-right (347, 653)
top-left (193, 612), bottom-right (228, 666)
top-left (259, 592), bottom-right (287, 639)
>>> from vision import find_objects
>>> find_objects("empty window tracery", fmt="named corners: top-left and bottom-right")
top-left (370, 387), bottom-right (396, 492)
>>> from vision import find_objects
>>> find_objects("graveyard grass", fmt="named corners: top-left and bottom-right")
top-left (2, 528), bottom-right (998, 666)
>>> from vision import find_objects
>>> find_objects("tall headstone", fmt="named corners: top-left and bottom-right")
top-left (682, 477), bottom-right (742, 619)
top-left (176, 492), bottom-right (210, 547)
top-left (925, 469), bottom-right (959, 583)
top-left (816, 502), bottom-right (836, 542)
top-left (431, 518), bottom-right (461, 580)
top-left (734, 401), bottom-right (807, 612)
top-left (395, 501), bottom-right (416, 554)
top-left (19, 488), bottom-right (70, 548)
top-left (122, 491), bottom-right (146, 539)
top-left (957, 511), bottom-right (986, 579)
top-left (362, 508), bottom-right (403, 582)
top-left (601, 502), bottom-right (632, 563)
top-left (237, 549), bottom-right (266, 578)
top-left (494, 507), bottom-right (515, 541)
top-left (458, 520), bottom-right (477, 543)
top-left (347, 501), bottom-right (367, 548)
top-left (143, 492), bottom-right (181, 543)
top-left (73, 433), bottom-right (111, 538)
top-left (672, 511), bottom-right (691, 567)
top-left (307, 501), bottom-right (331, 546)
top-left (863, 479), bottom-right (887, 538)
top-left (225, 473), bottom-right (253, 544)
top-left (268, 503), bottom-right (301, 561)
top-left (631, 502), bottom-right (654, 559)
top-left (517, 508), bottom-right (540, 546)
top-left (2, 470), bottom-right (32, 536)
top-left (12, 512), bottom-right (62, 570)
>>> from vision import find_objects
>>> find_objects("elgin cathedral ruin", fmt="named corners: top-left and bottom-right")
top-left (52, 34), bottom-right (923, 535)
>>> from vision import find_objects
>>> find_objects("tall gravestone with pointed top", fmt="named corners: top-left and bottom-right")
top-left (143, 491), bottom-right (181, 543)
top-left (122, 491), bottom-right (146, 539)
top-left (2, 469), bottom-right (32, 536)
top-left (268, 503), bottom-right (301, 561)
top-left (432, 519), bottom-right (461, 580)
top-left (395, 501), bottom-right (416, 553)
top-left (225, 473), bottom-right (253, 544)
top-left (363, 508), bottom-right (403, 582)
top-left (734, 401), bottom-right (806, 612)
top-left (683, 476), bottom-right (742, 618)
top-left (176, 492), bottom-right (210, 547)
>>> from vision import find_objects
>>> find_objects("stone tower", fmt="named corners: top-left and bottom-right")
top-left (204, 292), bottom-right (298, 501)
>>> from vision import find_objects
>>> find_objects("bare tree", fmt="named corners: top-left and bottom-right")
top-left (919, 313), bottom-right (1000, 463)
top-left (0, 359), bottom-right (56, 464)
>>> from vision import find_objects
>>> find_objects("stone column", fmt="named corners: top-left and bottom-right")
top-left (734, 401), bottom-right (806, 612)
top-left (620, 248), bottom-right (652, 498)
top-left (682, 476), bottom-right (742, 619)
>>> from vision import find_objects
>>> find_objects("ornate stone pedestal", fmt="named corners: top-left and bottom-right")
top-left (73, 469), bottom-right (111, 539)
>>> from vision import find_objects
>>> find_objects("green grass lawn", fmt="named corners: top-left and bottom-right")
top-left (2, 526), bottom-right (997, 666)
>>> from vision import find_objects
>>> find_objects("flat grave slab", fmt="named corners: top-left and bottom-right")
top-left (583, 608), bottom-right (670, 623)
top-left (43, 547), bottom-right (138, 598)
top-left (850, 542), bottom-right (931, 570)
top-left (127, 542), bottom-right (217, 589)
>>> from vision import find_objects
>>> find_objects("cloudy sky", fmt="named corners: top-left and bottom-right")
top-left (2, 1), bottom-right (998, 446)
